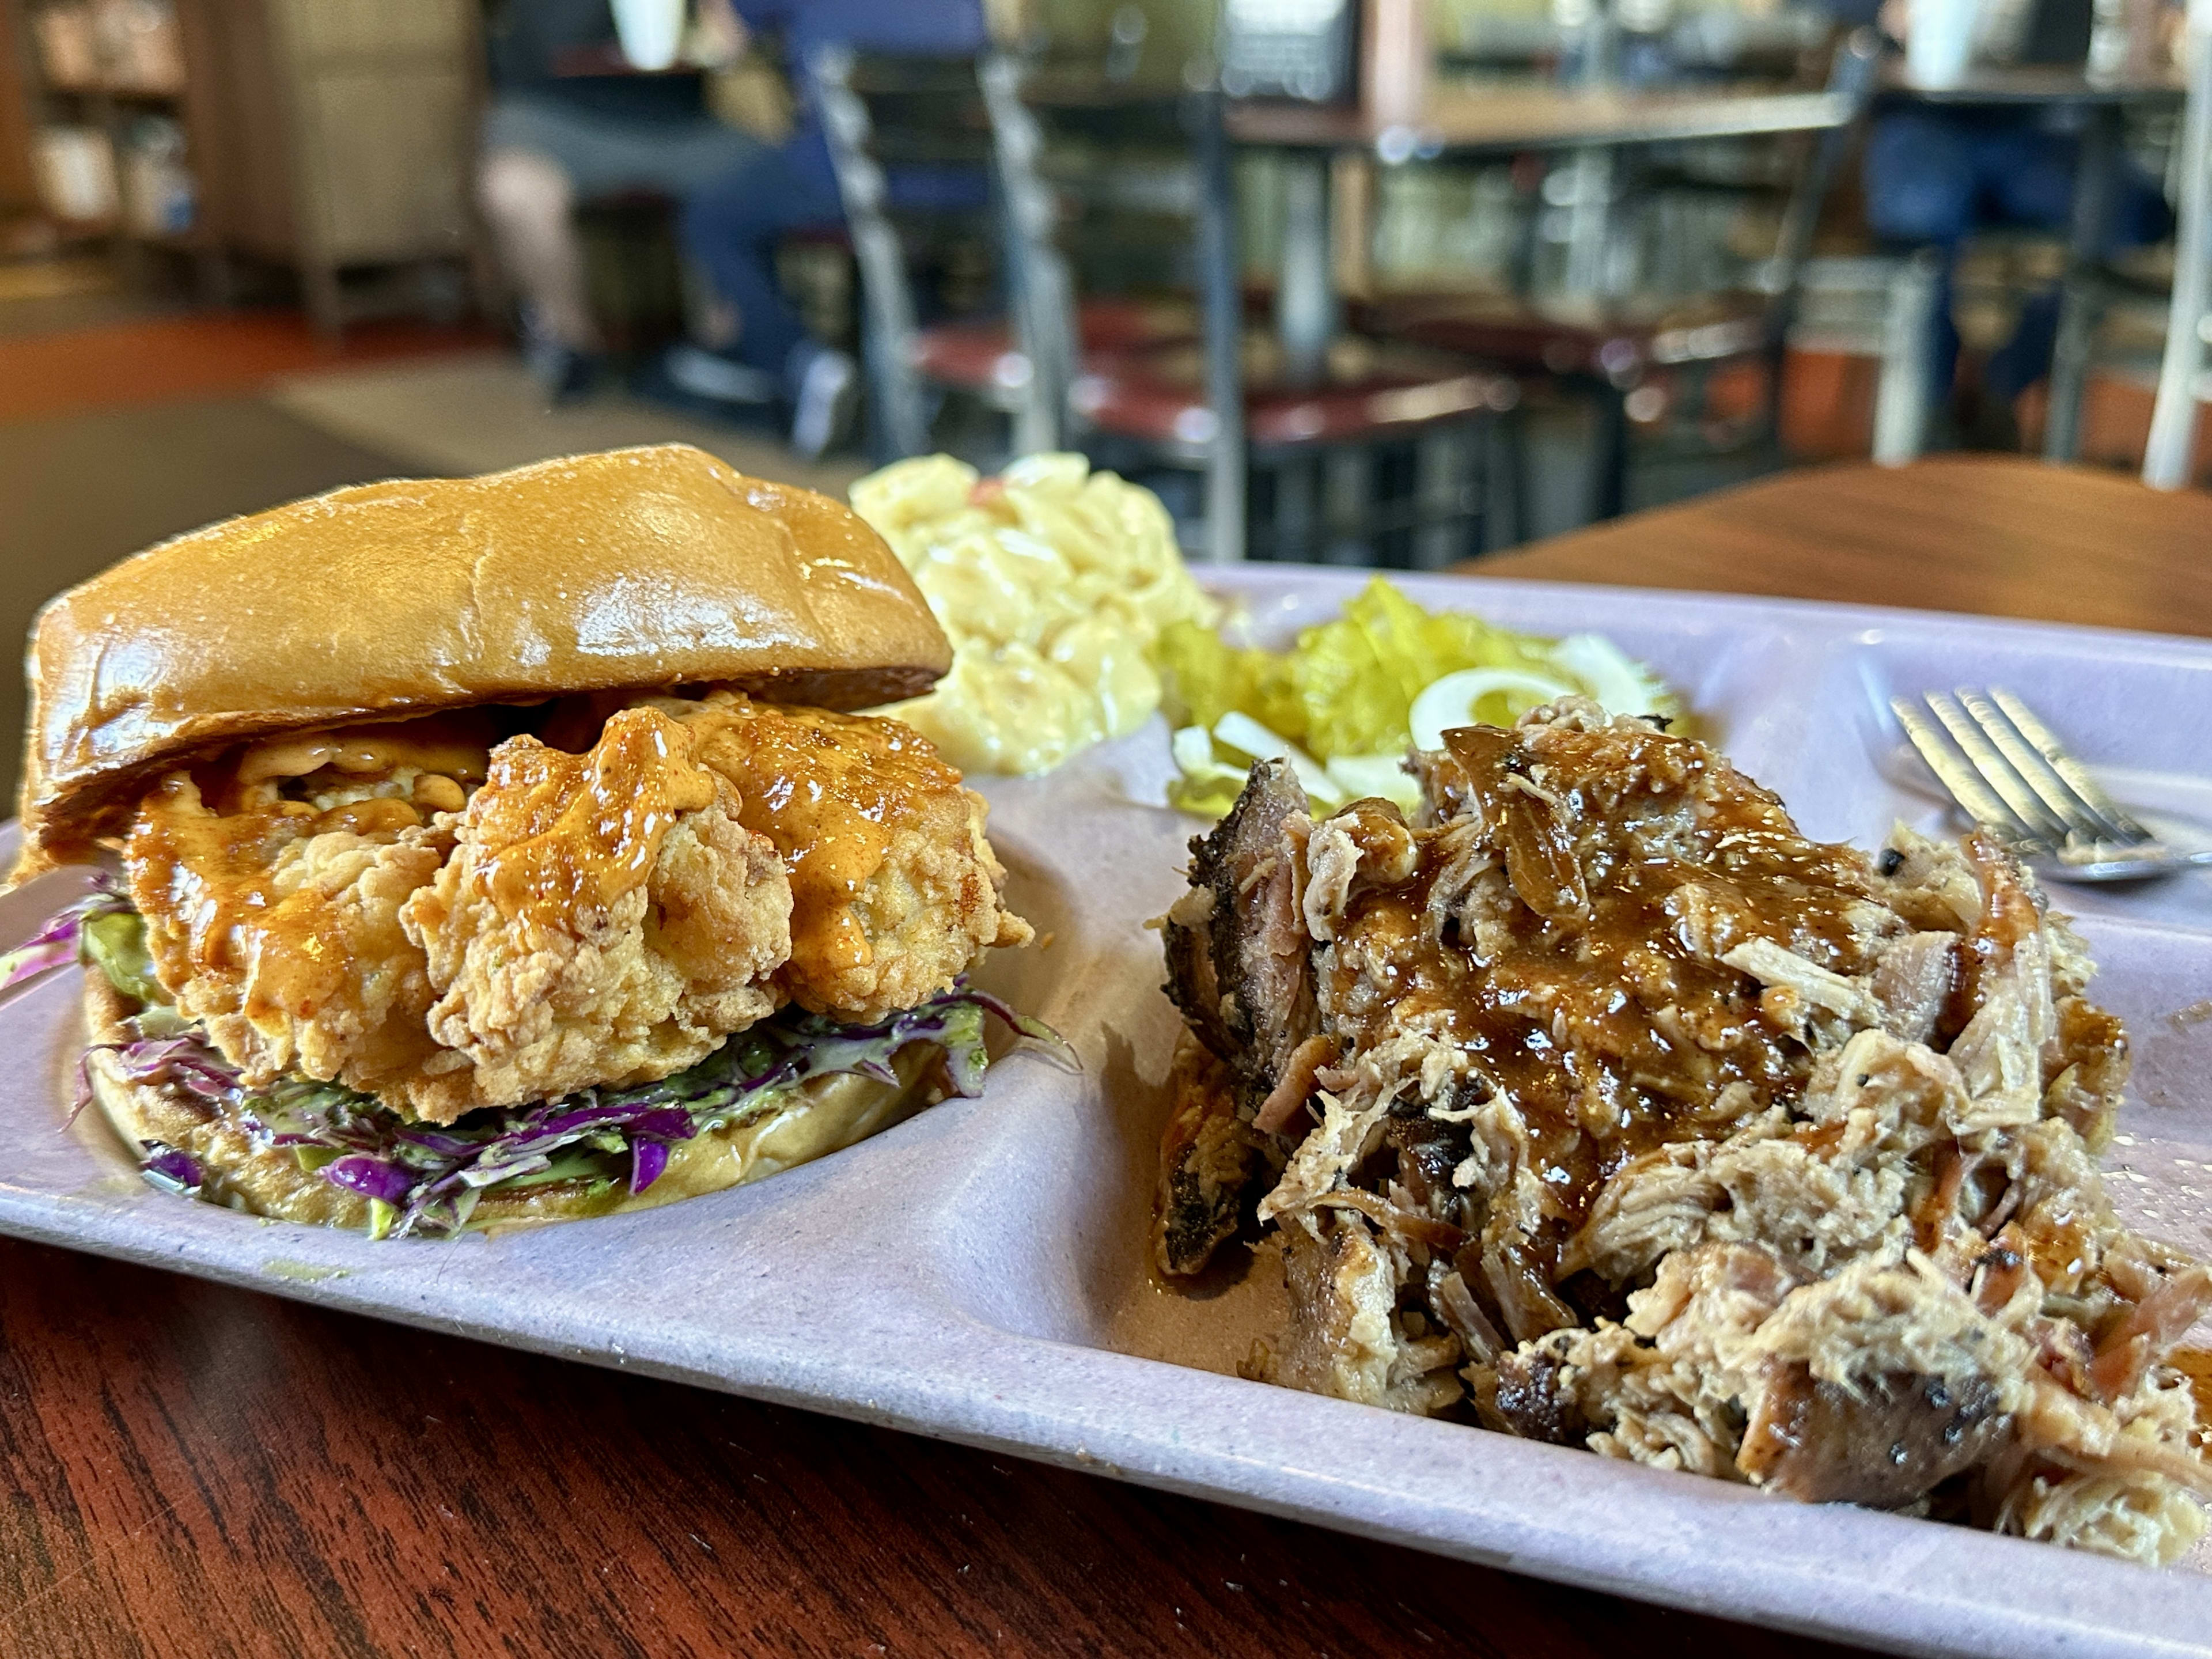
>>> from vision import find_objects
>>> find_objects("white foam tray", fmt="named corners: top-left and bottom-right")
top-left (2, 567), bottom-right (2208, 1658)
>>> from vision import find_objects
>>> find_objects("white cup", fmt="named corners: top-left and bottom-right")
top-left (610, 0), bottom-right (686, 73)
top-left (1908, 0), bottom-right (1982, 87)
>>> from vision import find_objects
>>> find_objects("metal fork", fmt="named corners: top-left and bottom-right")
top-left (1890, 687), bottom-right (2212, 884)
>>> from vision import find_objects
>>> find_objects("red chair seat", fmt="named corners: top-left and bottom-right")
top-left (1070, 336), bottom-right (1518, 455)
top-left (1355, 293), bottom-right (1771, 385)
top-left (911, 296), bottom-right (1195, 392)
top-left (911, 321), bottom-right (1033, 393)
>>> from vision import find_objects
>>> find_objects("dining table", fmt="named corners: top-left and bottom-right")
top-left (1224, 73), bottom-right (1859, 399)
top-left (1, 456), bottom-right (2206, 1658)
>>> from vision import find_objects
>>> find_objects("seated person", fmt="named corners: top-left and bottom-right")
top-left (1853, 0), bottom-right (2175, 444)
top-left (671, 0), bottom-right (989, 457)
top-left (478, 0), bottom-right (764, 400)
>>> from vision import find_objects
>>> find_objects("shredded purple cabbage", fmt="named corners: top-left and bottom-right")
top-left (139, 1143), bottom-right (203, 1195)
top-left (104, 978), bottom-right (1071, 1239)
top-left (322, 1154), bottom-right (416, 1205)
top-left (630, 1139), bottom-right (671, 1196)
top-left (0, 873), bottom-right (128, 995)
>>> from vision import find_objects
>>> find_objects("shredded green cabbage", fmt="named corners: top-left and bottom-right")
top-left (82, 909), bottom-right (164, 1006)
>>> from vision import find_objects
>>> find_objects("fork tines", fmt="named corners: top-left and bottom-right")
top-left (1890, 687), bottom-right (2150, 853)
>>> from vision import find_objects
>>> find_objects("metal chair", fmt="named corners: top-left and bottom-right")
top-left (988, 63), bottom-right (1519, 565)
top-left (811, 46), bottom-right (1194, 464)
top-left (1355, 28), bottom-right (1883, 518)
top-left (1790, 248), bottom-right (1946, 465)
top-left (2143, 29), bottom-right (2212, 489)
top-left (810, 47), bottom-right (1016, 460)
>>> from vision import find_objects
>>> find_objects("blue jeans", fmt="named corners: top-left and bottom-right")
top-left (682, 134), bottom-right (993, 393)
top-left (680, 141), bottom-right (846, 392)
top-left (1862, 108), bottom-right (2172, 404)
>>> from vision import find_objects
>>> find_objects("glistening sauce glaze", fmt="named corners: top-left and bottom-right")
top-left (474, 709), bottom-right (718, 924)
top-left (1325, 721), bottom-right (1888, 1265)
top-left (127, 711), bottom-right (501, 1024)
top-left (130, 775), bottom-right (358, 1021)
top-left (663, 694), bottom-right (963, 990)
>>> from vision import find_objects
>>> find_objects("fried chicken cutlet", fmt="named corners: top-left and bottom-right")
top-left (644, 690), bottom-right (1033, 1022)
top-left (126, 696), bottom-right (1024, 1124)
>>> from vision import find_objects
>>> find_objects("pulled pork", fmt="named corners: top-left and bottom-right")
top-left (1156, 698), bottom-right (2210, 1564)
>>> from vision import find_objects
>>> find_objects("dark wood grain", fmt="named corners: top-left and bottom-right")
top-left (5, 454), bottom-right (2197, 1659)
top-left (0, 1241), bottom-right (1854, 1659)
top-left (1483, 456), bottom-right (2212, 639)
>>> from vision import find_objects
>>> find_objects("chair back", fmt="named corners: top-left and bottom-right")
top-left (1759, 29), bottom-right (1883, 351)
top-left (983, 65), bottom-right (1248, 555)
top-left (810, 46), bottom-right (1002, 459)
top-left (978, 53), bottom-right (1081, 452)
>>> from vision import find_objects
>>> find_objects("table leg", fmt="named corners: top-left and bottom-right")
top-left (1193, 88), bottom-right (1247, 561)
top-left (1277, 153), bottom-right (1338, 386)
top-left (1591, 380), bottom-right (1630, 521)
top-left (1561, 146), bottom-right (1616, 301)
top-left (2144, 31), bottom-right (2212, 488)
top-left (2041, 103), bottom-right (2119, 463)
top-left (1873, 248), bottom-right (1942, 467)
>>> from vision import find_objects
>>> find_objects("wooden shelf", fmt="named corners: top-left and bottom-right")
top-left (4, 0), bottom-right (480, 334)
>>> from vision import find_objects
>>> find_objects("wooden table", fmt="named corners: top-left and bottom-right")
top-left (1222, 59), bottom-right (1863, 503)
top-left (4, 458), bottom-right (2205, 1658)
top-left (1484, 454), bottom-right (2212, 638)
top-left (1226, 81), bottom-right (1851, 155)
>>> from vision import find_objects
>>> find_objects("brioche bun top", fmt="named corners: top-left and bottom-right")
top-left (12, 444), bottom-right (950, 881)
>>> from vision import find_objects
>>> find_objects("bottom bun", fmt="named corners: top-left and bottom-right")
top-left (81, 974), bottom-right (937, 1233)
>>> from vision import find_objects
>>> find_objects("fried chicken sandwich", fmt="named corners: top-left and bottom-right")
top-left (10, 444), bottom-right (1048, 1237)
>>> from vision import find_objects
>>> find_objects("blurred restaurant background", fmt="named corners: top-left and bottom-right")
top-left (0, 0), bottom-right (2207, 798)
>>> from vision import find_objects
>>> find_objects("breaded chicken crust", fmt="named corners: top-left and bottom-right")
top-left (128, 778), bottom-right (454, 1098)
top-left (643, 691), bottom-right (1032, 1022)
top-left (396, 707), bottom-right (793, 1120)
top-left (124, 693), bottom-right (1029, 1121)
top-left (129, 708), bottom-right (794, 1122)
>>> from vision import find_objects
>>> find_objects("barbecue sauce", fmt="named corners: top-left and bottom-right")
top-left (657, 694), bottom-right (966, 990)
top-left (1324, 720), bottom-right (1887, 1264)
top-left (477, 709), bottom-right (718, 924)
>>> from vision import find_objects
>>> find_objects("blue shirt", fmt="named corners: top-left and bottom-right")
top-left (734, 0), bottom-right (987, 188)
top-left (732, 0), bottom-right (985, 63)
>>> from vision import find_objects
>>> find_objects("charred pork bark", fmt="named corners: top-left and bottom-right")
top-left (1161, 760), bottom-right (1317, 1109)
top-left (1738, 1365), bottom-right (2011, 1506)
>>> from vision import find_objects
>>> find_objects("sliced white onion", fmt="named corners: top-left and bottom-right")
top-left (1171, 724), bottom-right (1219, 775)
top-left (1212, 711), bottom-right (1345, 807)
top-left (1552, 632), bottom-right (1671, 717)
top-left (1408, 668), bottom-right (1578, 752)
top-left (1324, 754), bottom-right (1423, 814)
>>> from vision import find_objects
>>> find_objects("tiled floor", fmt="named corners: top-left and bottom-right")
top-left (268, 354), bottom-right (863, 497)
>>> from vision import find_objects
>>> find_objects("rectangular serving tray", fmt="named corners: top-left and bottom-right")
top-left (2, 569), bottom-right (2208, 1658)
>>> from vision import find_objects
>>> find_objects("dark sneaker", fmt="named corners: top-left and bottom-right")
top-left (521, 313), bottom-right (600, 405)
